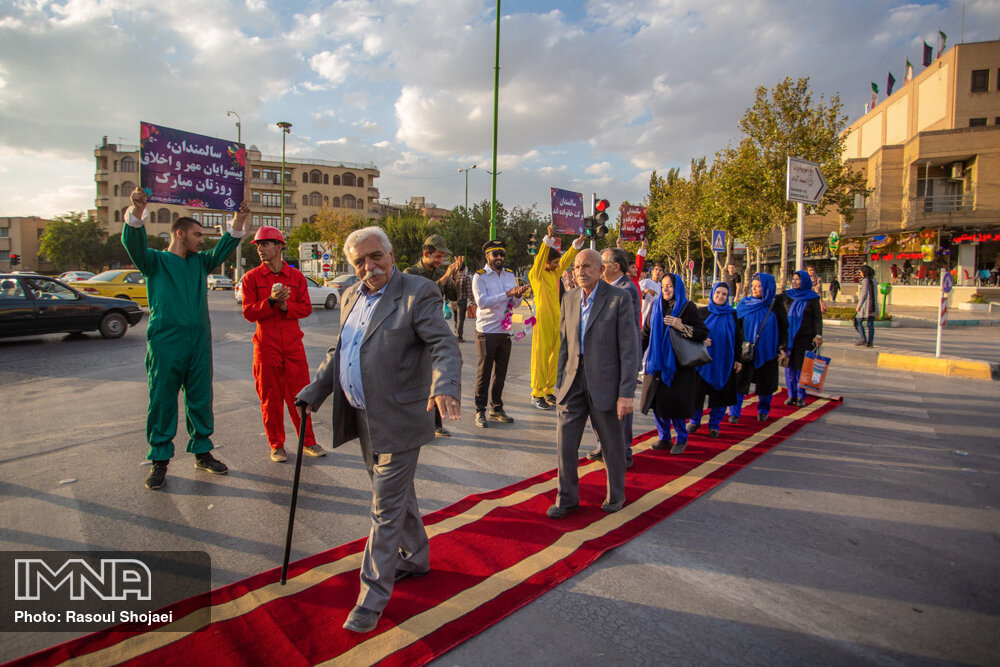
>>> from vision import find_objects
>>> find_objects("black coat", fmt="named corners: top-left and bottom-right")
top-left (777, 294), bottom-right (823, 370)
top-left (735, 304), bottom-right (788, 397)
top-left (694, 309), bottom-right (744, 410)
top-left (640, 300), bottom-right (708, 419)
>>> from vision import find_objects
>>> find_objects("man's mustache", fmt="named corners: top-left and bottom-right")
top-left (367, 267), bottom-right (386, 277)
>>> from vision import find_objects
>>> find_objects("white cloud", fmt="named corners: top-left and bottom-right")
top-left (310, 49), bottom-right (351, 86)
top-left (586, 161), bottom-right (611, 176)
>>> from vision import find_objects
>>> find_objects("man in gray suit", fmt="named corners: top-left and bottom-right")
top-left (586, 247), bottom-right (642, 466)
top-left (547, 249), bottom-right (639, 519)
top-left (297, 226), bottom-right (462, 633)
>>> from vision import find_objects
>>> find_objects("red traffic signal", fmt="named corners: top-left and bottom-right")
top-left (595, 199), bottom-right (609, 213)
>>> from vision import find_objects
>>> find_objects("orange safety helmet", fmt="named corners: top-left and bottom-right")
top-left (252, 226), bottom-right (285, 245)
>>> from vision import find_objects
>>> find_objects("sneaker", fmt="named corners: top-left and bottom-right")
top-left (670, 439), bottom-right (688, 455)
top-left (686, 422), bottom-right (700, 434)
top-left (651, 439), bottom-right (670, 450)
top-left (544, 394), bottom-right (557, 406)
top-left (784, 397), bottom-right (796, 406)
top-left (708, 429), bottom-right (720, 438)
top-left (531, 397), bottom-right (553, 410)
top-left (854, 340), bottom-right (867, 346)
top-left (303, 444), bottom-right (327, 457)
top-left (586, 447), bottom-right (603, 460)
top-left (474, 411), bottom-right (488, 428)
top-left (757, 413), bottom-right (768, 422)
top-left (270, 447), bottom-right (288, 462)
top-left (487, 408), bottom-right (514, 423)
top-left (795, 398), bottom-right (807, 407)
top-left (434, 427), bottom-right (452, 437)
top-left (145, 460), bottom-right (168, 490)
top-left (728, 416), bottom-right (739, 424)
top-left (194, 452), bottom-right (228, 475)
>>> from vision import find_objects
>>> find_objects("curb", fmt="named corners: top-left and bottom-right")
top-left (824, 344), bottom-right (998, 381)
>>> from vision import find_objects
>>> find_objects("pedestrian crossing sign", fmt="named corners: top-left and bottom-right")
top-left (712, 230), bottom-right (726, 253)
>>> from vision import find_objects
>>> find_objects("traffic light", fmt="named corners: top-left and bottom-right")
top-left (311, 243), bottom-right (319, 259)
top-left (527, 232), bottom-right (537, 255)
top-left (9, 253), bottom-right (19, 267)
top-left (586, 198), bottom-right (610, 238)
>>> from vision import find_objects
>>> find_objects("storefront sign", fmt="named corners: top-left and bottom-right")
top-left (864, 235), bottom-right (895, 252)
top-left (921, 244), bottom-right (935, 262)
top-left (841, 254), bottom-right (866, 282)
top-left (804, 240), bottom-right (830, 260)
top-left (837, 238), bottom-right (866, 256)
top-left (870, 252), bottom-right (923, 261)
top-left (952, 232), bottom-right (1000, 243)
top-left (828, 231), bottom-right (840, 252)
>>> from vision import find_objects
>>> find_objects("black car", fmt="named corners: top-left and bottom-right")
top-left (0, 273), bottom-right (144, 340)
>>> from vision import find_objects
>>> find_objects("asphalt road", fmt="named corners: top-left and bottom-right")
top-left (1, 291), bottom-right (998, 665)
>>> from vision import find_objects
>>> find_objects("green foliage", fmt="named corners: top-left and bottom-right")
top-left (286, 221), bottom-right (322, 251)
top-left (39, 212), bottom-right (108, 272)
top-left (381, 205), bottom-right (434, 270)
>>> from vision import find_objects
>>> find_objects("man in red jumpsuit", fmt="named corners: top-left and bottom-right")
top-left (242, 226), bottom-right (326, 462)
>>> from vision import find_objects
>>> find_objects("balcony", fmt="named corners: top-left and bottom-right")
top-left (368, 187), bottom-right (379, 195)
top-left (921, 193), bottom-right (974, 212)
top-left (251, 177), bottom-right (297, 188)
top-left (95, 197), bottom-right (110, 206)
top-left (254, 202), bottom-right (297, 211)
top-left (905, 192), bottom-right (978, 229)
top-left (95, 170), bottom-right (109, 182)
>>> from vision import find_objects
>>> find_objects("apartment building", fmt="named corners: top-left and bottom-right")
top-left (774, 39), bottom-right (1000, 287)
top-left (0, 217), bottom-right (56, 273)
top-left (93, 139), bottom-right (381, 238)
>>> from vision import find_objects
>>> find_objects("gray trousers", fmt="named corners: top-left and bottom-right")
top-left (355, 409), bottom-right (430, 612)
top-left (555, 367), bottom-right (627, 508)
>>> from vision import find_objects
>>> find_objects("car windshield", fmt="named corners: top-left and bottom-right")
top-left (90, 270), bottom-right (126, 282)
top-left (306, 277), bottom-right (319, 287)
top-left (332, 275), bottom-right (355, 285)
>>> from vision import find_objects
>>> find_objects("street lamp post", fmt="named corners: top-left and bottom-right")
top-left (277, 122), bottom-right (292, 234)
top-left (458, 164), bottom-right (476, 219)
top-left (227, 111), bottom-right (243, 279)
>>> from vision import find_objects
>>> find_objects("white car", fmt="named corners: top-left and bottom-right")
top-left (58, 271), bottom-right (96, 282)
top-left (207, 274), bottom-right (234, 290)
top-left (235, 275), bottom-right (338, 310)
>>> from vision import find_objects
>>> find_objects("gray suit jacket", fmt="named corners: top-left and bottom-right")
top-left (556, 280), bottom-right (638, 412)
top-left (613, 274), bottom-right (642, 328)
top-left (297, 269), bottom-right (462, 453)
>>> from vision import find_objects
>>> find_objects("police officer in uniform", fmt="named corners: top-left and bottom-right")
top-left (472, 239), bottom-right (529, 428)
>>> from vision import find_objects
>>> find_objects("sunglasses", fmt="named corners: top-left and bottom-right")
top-left (490, 251), bottom-right (506, 258)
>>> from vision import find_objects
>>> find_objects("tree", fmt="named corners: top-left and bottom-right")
top-left (313, 207), bottom-right (364, 256)
top-left (285, 221), bottom-right (322, 256)
top-left (381, 206), bottom-right (433, 269)
top-left (737, 76), bottom-right (868, 285)
top-left (39, 212), bottom-right (108, 272)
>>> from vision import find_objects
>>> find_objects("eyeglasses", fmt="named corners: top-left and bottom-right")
top-left (490, 251), bottom-right (505, 257)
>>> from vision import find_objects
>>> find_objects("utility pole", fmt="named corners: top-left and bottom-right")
top-left (227, 111), bottom-right (244, 280)
top-left (489, 0), bottom-right (501, 241)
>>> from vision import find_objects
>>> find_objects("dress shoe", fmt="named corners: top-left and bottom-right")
top-left (544, 394), bottom-right (557, 406)
top-left (757, 413), bottom-right (768, 422)
top-left (784, 397), bottom-right (796, 406)
top-left (343, 605), bottom-right (381, 633)
top-left (586, 447), bottom-right (603, 460)
top-left (625, 457), bottom-right (634, 469)
top-left (853, 340), bottom-right (867, 346)
top-left (531, 397), bottom-right (553, 410)
top-left (270, 447), bottom-right (288, 463)
top-left (651, 439), bottom-right (670, 450)
top-left (546, 503), bottom-right (579, 519)
top-left (394, 568), bottom-right (430, 582)
top-left (474, 411), bottom-right (488, 428)
top-left (795, 398), bottom-right (807, 407)
top-left (728, 416), bottom-right (739, 424)
top-left (434, 426), bottom-right (452, 437)
top-left (670, 439), bottom-right (687, 455)
top-left (457, 336), bottom-right (465, 343)
top-left (601, 498), bottom-right (625, 513)
top-left (686, 422), bottom-right (700, 434)
top-left (487, 408), bottom-right (514, 423)
top-left (708, 429), bottom-right (720, 438)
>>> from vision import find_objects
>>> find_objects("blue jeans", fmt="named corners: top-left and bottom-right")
top-left (784, 367), bottom-right (805, 401)
top-left (854, 315), bottom-right (874, 345)
top-left (689, 406), bottom-right (725, 430)
top-left (654, 412), bottom-right (688, 443)
top-left (730, 392), bottom-right (772, 418)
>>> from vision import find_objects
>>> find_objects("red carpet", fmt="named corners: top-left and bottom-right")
top-left (9, 390), bottom-right (840, 667)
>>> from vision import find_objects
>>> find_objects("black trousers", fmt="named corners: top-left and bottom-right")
top-left (475, 332), bottom-right (511, 411)
top-left (455, 299), bottom-right (468, 338)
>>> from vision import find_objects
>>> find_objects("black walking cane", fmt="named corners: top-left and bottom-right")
top-left (280, 403), bottom-right (310, 585)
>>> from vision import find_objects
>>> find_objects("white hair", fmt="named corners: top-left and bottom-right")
top-left (343, 226), bottom-right (392, 260)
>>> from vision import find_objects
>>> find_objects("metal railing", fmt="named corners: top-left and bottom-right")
top-left (258, 155), bottom-right (378, 171)
top-left (919, 193), bottom-right (974, 212)
top-left (254, 202), bottom-right (297, 211)
top-left (251, 177), bottom-right (297, 187)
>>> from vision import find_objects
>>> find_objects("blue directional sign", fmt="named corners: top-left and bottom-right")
top-left (711, 229), bottom-right (726, 253)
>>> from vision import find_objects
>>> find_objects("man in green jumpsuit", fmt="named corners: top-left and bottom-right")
top-left (122, 187), bottom-right (248, 489)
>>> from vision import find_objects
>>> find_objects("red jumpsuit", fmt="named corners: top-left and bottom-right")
top-left (241, 262), bottom-right (317, 451)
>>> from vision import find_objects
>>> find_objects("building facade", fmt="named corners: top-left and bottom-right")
top-left (94, 139), bottom-right (381, 238)
top-left (1, 217), bottom-right (56, 274)
top-left (779, 39), bottom-right (1000, 287)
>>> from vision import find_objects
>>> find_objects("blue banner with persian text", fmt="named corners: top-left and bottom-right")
top-left (139, 122), bottom-right (245, 212)
top-left (550, 187), bottom-right (584, 235)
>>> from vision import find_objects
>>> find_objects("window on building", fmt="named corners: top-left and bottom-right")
top-left (308, 192), bottom-right (322, 206)
top-left (333, 197), bottom-right (341, 207)
top-left (970, 117), bottom-right (987, 127)
top-left (301, 173), bottom-right (309, 184)
top-left (252, 168), bottom-right (260, 178)
top-left (323, 174), bottom-right (329, 185)
top-left (121, 181), bottom-right (135, 194)
top-left (333, 175), bottom-right (341, 186)
top-left (252, 215), bottom-right (260, 226)
top-left (0, 228), bottom-right (8, 238)
top-left (121, 157), bottom-right (137, 172)
top-left (310, 169), bottom-right (322, 184)
top-left (302, 217), bottom-right (308, 224)
top-left (157, 208), bottom-right (170, 224)
top-left (114, 185), bottom-right (119, 196)
top-left (358, 177), bottom-right (364, 187)
top-left (343, 173), bottom-right (356, 187)
top-left (971, 69), bottom-right (989, 92)
top-left (261, 192), bottom-right (282, 207)
top-left (996, 117), bottom-right (1000, 125)
top-left (302, 195), bottom-right (308, 205)
top-left (343, 194), bottom-right (356, 208)
top-left (113, 160), bottom-right (119, 172)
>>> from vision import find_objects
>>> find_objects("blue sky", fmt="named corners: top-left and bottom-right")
top-left (0, 0), bottom-right (997, 219)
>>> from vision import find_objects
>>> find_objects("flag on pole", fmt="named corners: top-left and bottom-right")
top-left (922, 41), bottom-right (933, 67)
top-left (887, 72), bottom-right (896, 97)
top-left (937, 30), bottom-right (947, 58)
top-left (904, 58), bottom-right (914, 82)
top-left (870, 81), bottom-right (878, 109)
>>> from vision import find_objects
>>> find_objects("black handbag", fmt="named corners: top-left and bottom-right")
top-left (741, 299), bottom-right (775, 364)
top-left (669, 329), bottom-right (711, 367)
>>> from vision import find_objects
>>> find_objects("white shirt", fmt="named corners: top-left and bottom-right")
top-left (639, 278), bottom-right (661, 326)
top-left (473, 265), bottom-right (521, 334)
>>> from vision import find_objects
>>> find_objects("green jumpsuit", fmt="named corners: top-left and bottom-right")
top-left (122, 222), bottom-right (241, 461)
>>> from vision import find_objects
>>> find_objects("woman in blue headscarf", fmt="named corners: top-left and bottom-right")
top-left (730, 273), bottom-right (788, 423)
top-left (687, 282), bottom-right (743, 438)
top-left (640, 273), bottom-right (708, 454)
top-left (778, 270), bottom-right (823, 407)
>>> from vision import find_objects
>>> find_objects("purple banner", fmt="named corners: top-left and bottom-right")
top-left (550, 187), bottom-right (584, 235)
top-left (620, 205), bottom-right (647, 241)
top-left (139, 122), bottom-right (245, 212)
